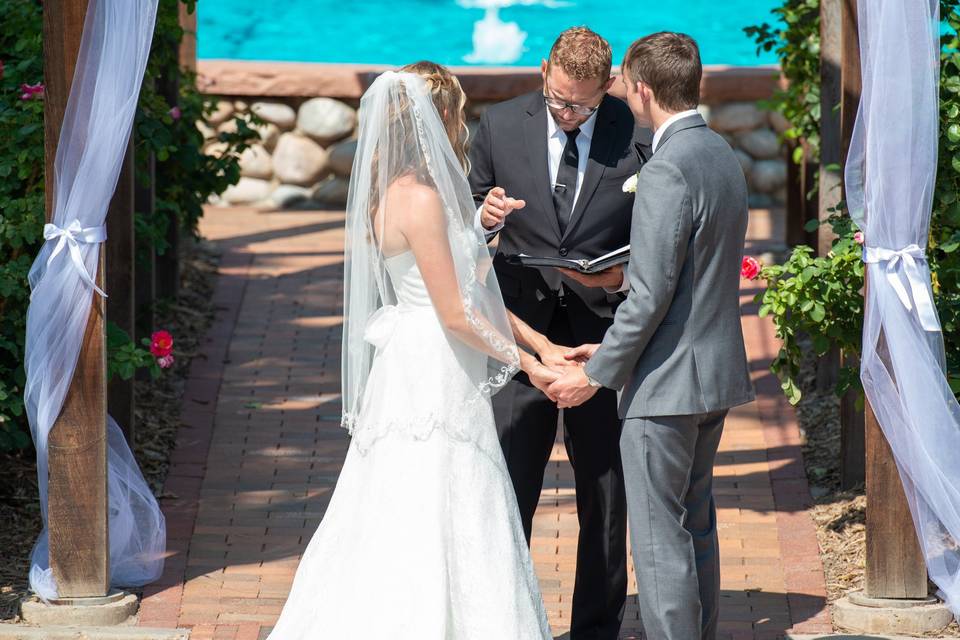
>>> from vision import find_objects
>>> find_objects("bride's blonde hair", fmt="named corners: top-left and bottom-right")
top-left (400, 61), bottom-right (471, 173)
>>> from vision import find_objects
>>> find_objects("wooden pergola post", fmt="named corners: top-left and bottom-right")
top-left (107, 137), bottom-right (137, 443)
top-left (43, 0), bottom-right (110, 598)
top-left (838, 0), bottom-right (927, 600)
top-left (821, 0), bottom-right (866, 490)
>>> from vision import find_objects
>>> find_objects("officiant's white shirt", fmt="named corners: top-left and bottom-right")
top-left (547, 109), bottom-right (597, 209)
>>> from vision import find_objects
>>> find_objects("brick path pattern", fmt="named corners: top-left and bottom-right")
top-left (137, 206), bottom-right (831, 640)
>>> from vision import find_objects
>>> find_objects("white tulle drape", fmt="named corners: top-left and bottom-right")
top-left (846, 0), bottom-right (960, 615)
top-left (24, 0), bottom-right (164, 600)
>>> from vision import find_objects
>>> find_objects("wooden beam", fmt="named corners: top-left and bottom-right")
top-left (43, 0), bottom-right (110, 597)
top-left (819, 0), bottom-right (843, 257)
top-left (784, 142), bottom-right (818, 248)
top-left (819, 0), bottom-right (866, 488)
top-left (864, 397), bottom-right (927, 597)
top-left (178, 3), bottom-right (197, 73)
top-left (135, 151), bottom-right (157, 349)
top-left (841, 0), bottom-right (927, 599)
top-left (107, 136), bottom-right (136, 443)
top-left (839, 351), bottom-right (865, 489)
top-left (156, 41), bottom-right (181, 302)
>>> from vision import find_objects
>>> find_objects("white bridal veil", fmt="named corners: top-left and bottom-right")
top-left (846, 0), bottom-right (960, 614)
top-left (341, 71), bottom-right (520, 443)
top-left (24, 0), bottom-right (164, 599)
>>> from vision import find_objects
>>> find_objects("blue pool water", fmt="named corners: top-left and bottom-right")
top-left (198, 1), bottom-right (781, 67)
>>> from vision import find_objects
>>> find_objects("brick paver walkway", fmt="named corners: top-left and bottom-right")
top-left (138, 206), bottom-right (831, 639)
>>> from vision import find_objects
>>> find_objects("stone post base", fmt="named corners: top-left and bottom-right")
top-left (19, 590), bottom-right (138, 627)
top-left (832, 591), bottom-right (955, 636)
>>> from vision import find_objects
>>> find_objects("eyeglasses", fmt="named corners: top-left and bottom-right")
top-left (542, 95), bottom-right (600, 116)
top-left (542, 82), bottom-right (602, 116)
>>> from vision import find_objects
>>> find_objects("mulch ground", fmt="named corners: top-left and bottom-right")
top-left (0, 238), bottom-right (219, 622)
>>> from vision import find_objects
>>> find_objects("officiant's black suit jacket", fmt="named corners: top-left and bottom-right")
top-left (469, 91), bottom-right (651, 344)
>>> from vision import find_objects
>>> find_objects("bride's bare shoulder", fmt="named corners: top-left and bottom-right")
top-left (384, 176), bottom-right (444, 224)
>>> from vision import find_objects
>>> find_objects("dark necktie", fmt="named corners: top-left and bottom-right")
top-left (552, 127), bottom-right (580, 235)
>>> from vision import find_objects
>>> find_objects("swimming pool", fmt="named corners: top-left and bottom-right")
top-left (198, 0), bottom-right (781, 67)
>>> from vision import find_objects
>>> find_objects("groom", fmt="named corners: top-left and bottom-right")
top-left (468, 27), bottom-right (649, 640)
top-left (551, 33), bottom-right (755, 640)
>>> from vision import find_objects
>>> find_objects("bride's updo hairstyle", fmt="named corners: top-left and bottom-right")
top-left (400, 61), bottom-right (470, 173)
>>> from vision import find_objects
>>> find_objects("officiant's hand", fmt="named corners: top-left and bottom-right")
top-left (557, 264), bottom-right (624, 290)
top-left (481, 187), bottom-right (525, 230)
top-left (564, 343), bottom-right (600, 364)
top-left (548, 367), bottom-right (599, 409)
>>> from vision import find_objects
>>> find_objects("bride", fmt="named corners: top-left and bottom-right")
top-left (266, 62), bottom-right (562, 638)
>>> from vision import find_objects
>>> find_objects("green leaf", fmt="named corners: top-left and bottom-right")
top-left (949, 124), bottom-right (960, 143)
top-left (810, 303), bottom-right (826, 323)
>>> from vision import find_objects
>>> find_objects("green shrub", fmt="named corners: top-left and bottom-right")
top-left (746, 0), bottom-right (960, 402)
top-left (0, 0), bottom-right (254, 451)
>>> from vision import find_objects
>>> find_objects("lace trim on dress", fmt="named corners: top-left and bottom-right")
top-left (341, 409), bottom-right (503, 465)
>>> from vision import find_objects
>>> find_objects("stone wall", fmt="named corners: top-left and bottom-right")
top-left (199, 62), bottom-right (787, 210)
top-left (206, 97), bottom-right (359, 209)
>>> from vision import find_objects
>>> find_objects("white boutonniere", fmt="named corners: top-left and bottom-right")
top-left (622, 172), bottom-right (639, 194)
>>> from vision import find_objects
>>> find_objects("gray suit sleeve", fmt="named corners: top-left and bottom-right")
top-left (584, 159), bottom-right (693, 390)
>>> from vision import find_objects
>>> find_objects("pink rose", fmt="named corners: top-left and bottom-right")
top-left (157, 354), bottom-right (175, 369)
top-left (150, 330), bottom-right (174, 358)
top-left (854, 231), bottom-right (864, 245)
top-left (20, 83), bottom-right (44, 101)
top-left (741, 256), bottom-right (762, 280)
top-left (168, 106), bottom-right (182, 120)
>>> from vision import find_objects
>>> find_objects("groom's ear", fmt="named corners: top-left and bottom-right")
top-left (602, 76), bottom-right (616, 95)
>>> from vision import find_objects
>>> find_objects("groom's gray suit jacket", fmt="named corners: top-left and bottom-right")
top-left (584, 113), bottom-right (755, 418)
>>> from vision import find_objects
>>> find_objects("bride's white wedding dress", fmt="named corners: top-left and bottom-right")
top-left (266, 250), bottom-right (552, 639)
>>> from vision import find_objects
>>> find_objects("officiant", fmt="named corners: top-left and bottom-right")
top-left (468, 27), bottom-right (650, 640)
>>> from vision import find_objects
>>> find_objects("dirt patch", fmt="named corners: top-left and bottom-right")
top-left (0, 238), bottom-right (219, 621)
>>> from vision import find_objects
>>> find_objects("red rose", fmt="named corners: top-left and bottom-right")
top-left (741, 256), bottom-right (762, 280)
top-left (20, 82), bottom-right (44, 101)
top-left (150, 330), bottom-right (174, 358)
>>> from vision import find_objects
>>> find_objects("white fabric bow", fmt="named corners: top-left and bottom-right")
top-left (42, 219), bottom-right (108, 298)
top-left (363, 305), bottom-right (400, 350)
top-left (863, 244), bottom-right (940, 332)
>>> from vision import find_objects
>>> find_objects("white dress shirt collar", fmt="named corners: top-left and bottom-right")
top-left (546, 108), bottom-right (598, 142)
top-left (651, 109), bottom-right (700, 153)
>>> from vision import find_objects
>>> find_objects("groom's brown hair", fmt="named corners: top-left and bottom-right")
top-left (622, 32), bottom-right (701, 112)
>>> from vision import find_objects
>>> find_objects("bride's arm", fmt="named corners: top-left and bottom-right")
top-left (397, 183), bottom-right (553, 385)
top-left (505, 310), bottom-right (575, 370)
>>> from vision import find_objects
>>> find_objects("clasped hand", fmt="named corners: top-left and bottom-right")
top-left (528, 343), bottom-right (601, 409)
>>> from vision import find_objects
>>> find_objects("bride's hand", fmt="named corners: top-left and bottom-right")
top-left (538, 341), bottom-right (577, 370)
top-left (527, 363), bottom-right (563, 402)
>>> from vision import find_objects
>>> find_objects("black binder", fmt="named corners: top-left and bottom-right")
top-left (505, 245), bottom-right (630, 274)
